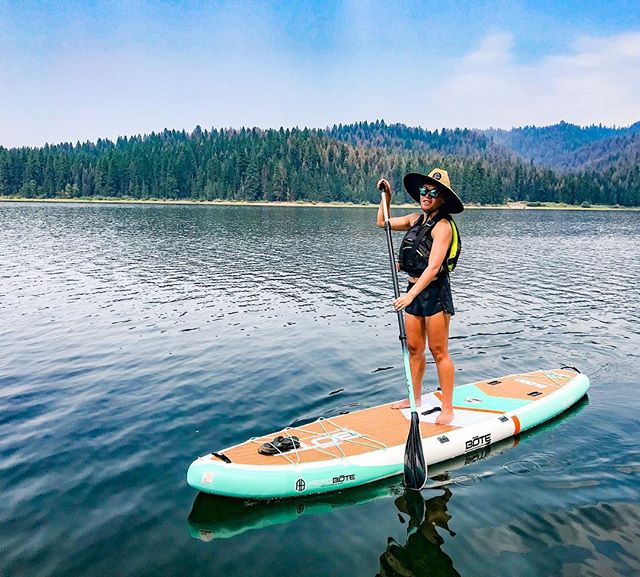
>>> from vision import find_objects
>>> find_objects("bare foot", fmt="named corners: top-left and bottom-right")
top-left (391, 399), bottom-right (422, 410)
top-left (436, 408), bottom-right (454, 425)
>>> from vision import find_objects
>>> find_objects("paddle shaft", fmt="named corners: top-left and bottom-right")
top-left (380, 192), bottom-right (418, 413)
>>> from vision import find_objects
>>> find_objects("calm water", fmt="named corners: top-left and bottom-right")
top-left (1, 202), bottom-right (639, 577)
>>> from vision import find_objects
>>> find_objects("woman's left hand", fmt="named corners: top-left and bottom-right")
top-left (393, 293), bottom-right (414, 311)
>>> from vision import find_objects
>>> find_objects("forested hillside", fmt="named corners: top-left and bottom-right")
top-left (1, 120), bottom-right (638, 206)
top-left (327, 122), bottom-right (513, 159)
top-left (484, 121), bottom-right (640, 170)
top-left (568, 132), bottom-right (640, 171)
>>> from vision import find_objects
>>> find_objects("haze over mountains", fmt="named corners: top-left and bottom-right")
top-left (1, 120), bottom-right (638, 207)
top-left (484, 121), bottom-right (640, 170)
top-left (330, 120), bottom-right (640, 172)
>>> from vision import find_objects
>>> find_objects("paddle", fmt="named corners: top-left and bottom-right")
top-left (379, 185), bottom-right (427, 490)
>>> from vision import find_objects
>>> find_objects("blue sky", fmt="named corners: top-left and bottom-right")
top-left (1, 0), bottom-right (639, 147)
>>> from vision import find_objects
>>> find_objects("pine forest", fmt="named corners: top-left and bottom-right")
top-left (1, 120), bottom-right (639, 207)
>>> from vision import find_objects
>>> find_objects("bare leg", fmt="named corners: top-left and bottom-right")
top-left (426, 312), bottom-right (455, 425)
top-left (391, 312), bottom-right (426, 409)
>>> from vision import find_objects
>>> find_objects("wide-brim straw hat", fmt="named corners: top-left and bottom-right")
top-left (403, 168), bottom-right (464, 214)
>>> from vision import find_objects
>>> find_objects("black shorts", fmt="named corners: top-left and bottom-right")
top-left (404, 277), bottom-right (455, 318)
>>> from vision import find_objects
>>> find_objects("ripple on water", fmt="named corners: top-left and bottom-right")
top-left (1, 203), bottom-right (639, 577)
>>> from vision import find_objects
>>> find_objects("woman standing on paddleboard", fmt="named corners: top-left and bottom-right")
top-left (376, 168), bottom-right (463, 425)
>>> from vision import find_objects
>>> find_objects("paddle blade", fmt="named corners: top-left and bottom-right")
top-left (403, 411), bottom-right (427, 490)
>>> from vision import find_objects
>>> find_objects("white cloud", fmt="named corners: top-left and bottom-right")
top-left (427, 31), bottom-right (640, 128)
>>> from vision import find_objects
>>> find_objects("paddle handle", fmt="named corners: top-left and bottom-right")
top-left (380, 189), bottom-right (418, 412)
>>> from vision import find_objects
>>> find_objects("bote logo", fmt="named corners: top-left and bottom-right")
top-left (295, 478), bottom-right (306, 492)
top-left (332, 474), bottom-right (356, 484)
top-left (465, 433), bottom-right (491, 452)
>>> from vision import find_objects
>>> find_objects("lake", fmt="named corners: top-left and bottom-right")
top-left (1, 202), bottom-right (639, 577)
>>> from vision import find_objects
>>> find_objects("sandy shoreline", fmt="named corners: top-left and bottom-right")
top-left (0, 197), bottom-right (638, 211)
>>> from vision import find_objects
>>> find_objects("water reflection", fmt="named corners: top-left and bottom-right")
top-left (188, 476), bottom-right (463, 576)
top-left (188, 478), bottom-right (404, 541)
top-left (378, 489), bottom-right (460, 577)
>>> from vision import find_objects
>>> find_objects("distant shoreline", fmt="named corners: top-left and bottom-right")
top-left (1, 197), bottom-right (638, 211)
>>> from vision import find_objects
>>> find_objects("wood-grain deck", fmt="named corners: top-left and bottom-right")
top-left (216, 368), bottom-right (573, 466)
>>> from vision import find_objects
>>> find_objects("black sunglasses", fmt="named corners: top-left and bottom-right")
top-left (419, 185), bottom-right (440, 198)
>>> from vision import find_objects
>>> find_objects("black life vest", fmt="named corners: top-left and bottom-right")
top-left (398, 212), bottom-right (461, 277)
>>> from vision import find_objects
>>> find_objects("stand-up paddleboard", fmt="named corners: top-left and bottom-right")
top-left (187, 434), bottom-right (527, 541)
top-left (187, 368), bottom-right (589, 499)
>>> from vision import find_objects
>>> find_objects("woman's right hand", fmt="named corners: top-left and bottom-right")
top-left (377, 178), bottom-right (391, 196)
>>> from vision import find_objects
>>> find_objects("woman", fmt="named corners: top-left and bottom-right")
top-left (376, 168), bottom-right (464, 426)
